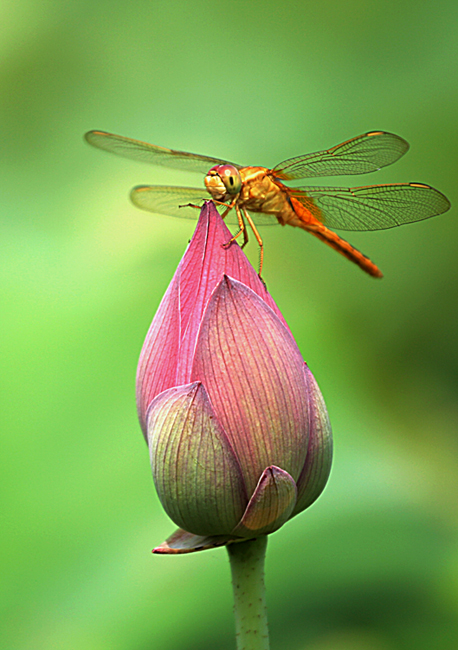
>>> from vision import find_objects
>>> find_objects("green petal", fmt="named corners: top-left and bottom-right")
top-left (233, 466), bottom-right (297, 537)
top-left (147, 382), bottom-right (247, 536)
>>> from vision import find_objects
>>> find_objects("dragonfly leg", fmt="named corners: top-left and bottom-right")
top-left (240, 227), bottom-right (249, 249)
top-left (213, 197), bottom-right (238, 220)
top-left (178, 202), bottom-right (203, 210)
top-left (237, 204), bottom-right (250, 249)
top-left (243, 208), bottom-right (264, 278)
top-left (222, 203), bottom-right (247, 249)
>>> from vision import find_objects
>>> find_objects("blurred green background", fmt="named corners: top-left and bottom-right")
top-left (2, 1), bottom-right (457, 649)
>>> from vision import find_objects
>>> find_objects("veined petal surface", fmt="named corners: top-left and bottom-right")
top-left (293, 364), bottom-right (333, 515)
top-left (136, 272), bottom-right (181, 437)
top-left (234, 466), bottom-right (297, 537)
top-left (136, 202), bottom-right (290, 433)
top-left (147, 382), bottom-right (247, 535)
top-left (191, 276), bottom-right (310, 496)
top-left (176, 202), bottom-right (289, 383)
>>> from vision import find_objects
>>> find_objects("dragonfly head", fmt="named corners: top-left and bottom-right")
top-left (205, 165), bottom-right (242, 201)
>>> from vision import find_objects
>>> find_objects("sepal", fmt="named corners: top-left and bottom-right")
top-left (153, 528), bottom-right (241, 554)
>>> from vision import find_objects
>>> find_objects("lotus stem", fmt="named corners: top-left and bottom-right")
top-left (227, 536), bottom-right (270, 650)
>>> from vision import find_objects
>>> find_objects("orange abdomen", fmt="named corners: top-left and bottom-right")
top-left (288, 196), bottom-right (383, 278)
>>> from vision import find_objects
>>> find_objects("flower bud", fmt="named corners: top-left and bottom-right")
top-left (137, 203), bottom-right (332, 553)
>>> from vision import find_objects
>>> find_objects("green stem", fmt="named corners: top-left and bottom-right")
top-left (227, 536), bottom-right (269, 650)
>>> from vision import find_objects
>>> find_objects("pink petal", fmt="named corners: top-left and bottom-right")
top-left (136, 271), bottom-right (181, 437)
top-left (136, 203), bottom-right (291, 436)
top-left (233, 466), bottom-right (297, 537)
top-left (176, 202), bottom-right (289, 384)
top-left (147, 382), bottom-right (247, 536)
top-left (191, 276), bottom-right (309, 496)
top-left (293, 364), bottom-right (333, 515)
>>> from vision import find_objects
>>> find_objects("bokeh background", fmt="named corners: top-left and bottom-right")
top-left (2, 1), bottom-right (458, 649)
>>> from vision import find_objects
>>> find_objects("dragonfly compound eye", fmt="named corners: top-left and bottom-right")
top-left (217, 165), bottom-right (242, 195)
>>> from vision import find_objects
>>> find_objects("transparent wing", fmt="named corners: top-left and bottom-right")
top-left (131, 186), bottom-right (212, 219)
top-left (290, 183), bottom-right (451, 231)
top-left (85, 130), bottom-right (242, 174)
top-left (130, 185), bottom-right (280, 226)
top-left (273, 131), bottom-right (409, 180)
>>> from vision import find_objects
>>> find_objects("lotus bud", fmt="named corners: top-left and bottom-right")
top-left (136, 202), bottom-right (332, 553)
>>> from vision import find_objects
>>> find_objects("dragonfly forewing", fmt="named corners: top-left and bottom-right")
top-left (273, 131), bottom-right (409, 180)
top-left (85, 131), bottom-right (242, 174)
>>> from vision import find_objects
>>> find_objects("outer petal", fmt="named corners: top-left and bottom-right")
top-left (136, 270), bottom-right (181, 438)
top-left (233, 466), bottom-right (297, 537)
top-left (147, 382), bottom-right (247, 536)
top-left (191, 276), bottom-right (310, 496)
top-left (153, 528), bottom-right (242, 554)
top-left (175, 202), bottom-right (289, 384)
top-left (292, 364), bottom-right (333, 516)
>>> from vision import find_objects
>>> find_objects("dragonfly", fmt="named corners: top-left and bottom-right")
top-left (84, 130), bottom-right (450, 278)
